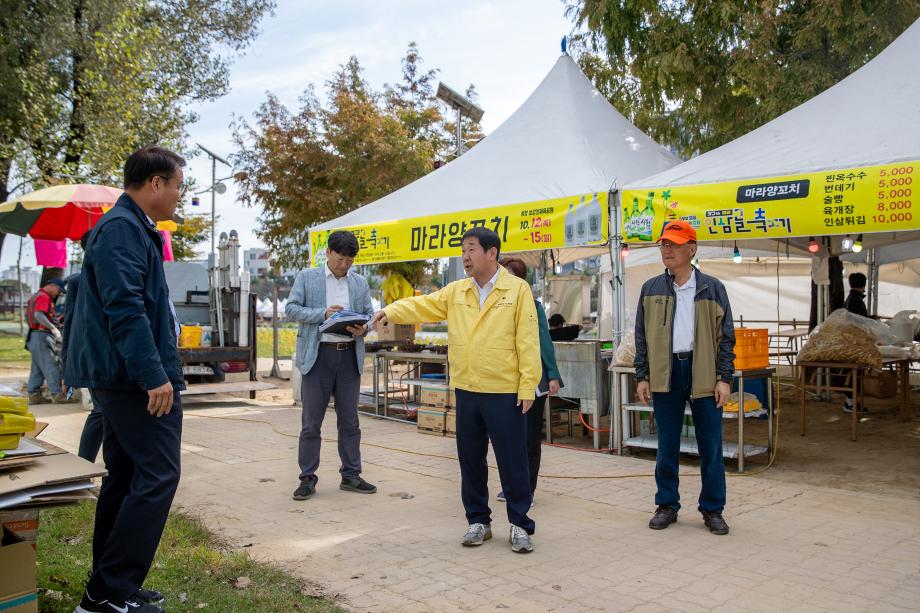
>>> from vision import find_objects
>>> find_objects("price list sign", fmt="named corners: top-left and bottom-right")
top-left (623, 160), bottom-right (920, 244)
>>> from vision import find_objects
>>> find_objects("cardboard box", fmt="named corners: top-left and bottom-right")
top-left (0, 510), bottom-right (39, 547)
top-left (0, 539), bottom-right (37, 612)
top-left (419, 387), bottom-right (450, 408)
top-left (863, 370), bottom-right (898, 398)
top-left (444, 409), bottom-right (456, 438)
top-left (377, 321), bottom-right (415, 342)
top-left (417, 407), bottom-right (446, 435)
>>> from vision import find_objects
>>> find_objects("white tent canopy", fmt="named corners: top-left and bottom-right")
top-left (314, 53), bottom-right (679, 233)
top-left (624, 18), bottom-right (920, 190)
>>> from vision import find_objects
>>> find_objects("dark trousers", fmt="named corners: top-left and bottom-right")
top-left (87, 387), bottom-right (182, 601)
top-left (78, 395), bottom-right (103, 462)
top-left (652, 355), bottom-right (726, 513)
top-left (298, 344), bottom-right (362, 482)
top-left (526, 394), bottom-right (548, 494)
top-left (455, 389), bottom-right (535, 535)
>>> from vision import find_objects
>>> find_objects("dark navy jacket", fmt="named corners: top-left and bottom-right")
top-left (64, 193), bottom-right (184, 391)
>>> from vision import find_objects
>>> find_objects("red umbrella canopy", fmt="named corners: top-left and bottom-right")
top-left (0, 184), bottom-right (123, 240)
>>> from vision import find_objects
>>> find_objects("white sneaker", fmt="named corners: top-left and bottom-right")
top-left (509, 525), bottom-right (533, 553)
top-left (461, 523), bottom-right (492, 546)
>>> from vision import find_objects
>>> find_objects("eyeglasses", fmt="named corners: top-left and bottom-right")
top-left (658, 241), bottom-right (683, 250)
top-left (152, 175), bottom-right (187, 193)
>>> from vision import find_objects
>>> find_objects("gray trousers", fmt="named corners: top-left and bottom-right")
top-left (298, 344), bottom-right (362, 482)
top-left (27, 331), bottom-right (62, 396)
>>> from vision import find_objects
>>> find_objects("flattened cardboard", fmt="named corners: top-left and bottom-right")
top-left (0, 451), bottom-right (104, 497)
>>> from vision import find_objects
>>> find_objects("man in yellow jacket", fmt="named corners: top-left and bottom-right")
top-left (370, 227), bottom-right (541, 553)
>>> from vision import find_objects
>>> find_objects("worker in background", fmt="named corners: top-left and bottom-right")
top-left (634, 220), bottom-right (736, 536)
top-left (286, 230), bottom-right (377, 501)
top-left (370, 227), bottom-right (541, 553)
top-left (842, 271), bottom-right (869, 413)
top-left (61, 230), bottom-right (103, 461)
top-left (66, 146), bottom-right (187, 613)
top-left (25, 278), bottom-right (76, 404)
top-left (844, 272), bottom-right (869, 318)
top-left (497, 257), bottom-right (563, 507)
top-left (548, 313), bottom-right (566, 329)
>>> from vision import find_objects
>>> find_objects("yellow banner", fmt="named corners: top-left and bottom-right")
top-left (310, 192), bottom-right (609, 266)
top-left (620, 161), bottom-right (918, 243)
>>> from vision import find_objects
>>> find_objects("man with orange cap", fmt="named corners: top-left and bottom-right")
top-left (634, 220), bottom-right (736, 535)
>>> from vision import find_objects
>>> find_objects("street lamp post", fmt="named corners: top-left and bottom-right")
top-left (196, 143), bottom-right (231, 264)
top-left (435, 82), bottom-right (484, 282)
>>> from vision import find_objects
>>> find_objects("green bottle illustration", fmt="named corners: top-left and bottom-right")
top-left (639, 191), bottom-right (656, 241)
top-left (623, 199), bottom-right (633, 239)
top-left (629, 197), bottom-right (641, 239)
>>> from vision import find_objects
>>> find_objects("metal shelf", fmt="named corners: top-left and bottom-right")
top-left (622, 404), bottom-right (767, 419)
top-left (398, 378), bottom-right (449, 389)
top-left (624, 435), bottom-right (768, 459)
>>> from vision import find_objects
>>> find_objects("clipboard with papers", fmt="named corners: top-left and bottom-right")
top-left (319, 310), bottom-right (371, 336)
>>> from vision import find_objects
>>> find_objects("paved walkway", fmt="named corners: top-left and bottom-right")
top-left (30, 396), bottom-right (920, 612)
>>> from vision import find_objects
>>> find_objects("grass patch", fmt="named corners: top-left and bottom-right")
top-left (256, 327), bottom-right (296, 359)
top-left (36, 502), bottom-right (342, 612)
top-left (0, 332), bottom-right (29, 365)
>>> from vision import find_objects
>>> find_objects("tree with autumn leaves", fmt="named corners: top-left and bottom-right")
top-left (231, 43), bottom-right (481, 273)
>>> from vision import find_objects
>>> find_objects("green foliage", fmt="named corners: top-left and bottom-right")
top-left (170, 208), bottom-right (211, 262)
top-left (566, 0), bottom-right (920, 157)
top-left (0, 0), bottom-right (275, 256)
top-left (375, 261), bottom-right (439, 288)
top-left (36, 502), bottom-right (341, 612)
top-left (232, 43), bottom-right (480, 270)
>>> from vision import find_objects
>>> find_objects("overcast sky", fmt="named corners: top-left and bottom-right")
top-left (1, 0), bottom-right (576, 271)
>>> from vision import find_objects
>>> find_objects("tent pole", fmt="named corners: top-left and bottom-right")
top-left (868, 248), bottom-right (879, 316)
top-left (608, 189), bottom-right (623, 454)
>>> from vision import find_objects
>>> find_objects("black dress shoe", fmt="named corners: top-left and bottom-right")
top-left (702, 511), bottom-right (730, 535)
top-left (648, 505), bottom-right (678, 530)
top-left (292, 479), bottom-right (316, 500)
top-left (340, 476), bottom-right (377, 494)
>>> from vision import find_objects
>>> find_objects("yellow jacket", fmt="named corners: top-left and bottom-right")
top-left (383, 267), bottom-right (541, 401)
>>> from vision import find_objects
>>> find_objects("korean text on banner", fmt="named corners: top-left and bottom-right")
top-left (310, 192), bottom-right (609, 267)
top-left (620, 161), bottom-right (918, 243)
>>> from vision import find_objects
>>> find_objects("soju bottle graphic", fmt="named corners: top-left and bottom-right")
top-left (623, 200), bottom-right (634, 239)
top-left (639, 191), bottom-right (656, 241)
top-left (574, 195), bottom-right (588, 244)
top-left (586, 192), bottom-right (603, 242)
top-left (564, 203), bottom-right (576, 246)
top-left (628, 197), bottom-right (641, 239)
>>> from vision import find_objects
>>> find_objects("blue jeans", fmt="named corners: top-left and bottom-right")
top-left (652, 355), bottom-right (726, 513)
top-left (27, 331), bottom-right (62, 396)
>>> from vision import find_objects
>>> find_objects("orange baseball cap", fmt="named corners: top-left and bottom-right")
top-left (657, 220), bottom-right (697, 244)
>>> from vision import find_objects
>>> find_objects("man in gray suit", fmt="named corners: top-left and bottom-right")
top-left (286, 230), bottom-right (377, 500)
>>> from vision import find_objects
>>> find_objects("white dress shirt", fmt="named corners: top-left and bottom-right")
top-left (672, 273), bottom-right (696, 353)
top-left (476, 268), bottom-right (501, 309)
top-left (321, 264), bottom-right (354, 343)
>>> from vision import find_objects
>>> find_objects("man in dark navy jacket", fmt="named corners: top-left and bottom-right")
top-left (66, 146), bottom-right (185, 613)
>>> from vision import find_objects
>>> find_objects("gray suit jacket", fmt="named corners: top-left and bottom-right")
top-left (286, 266), bottom-right (374, 375)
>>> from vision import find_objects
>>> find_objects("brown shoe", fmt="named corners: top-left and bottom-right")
top-left (29, 392), bottom-right (48, 405)
top-left (52, 392), bottom-right (78, 404)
